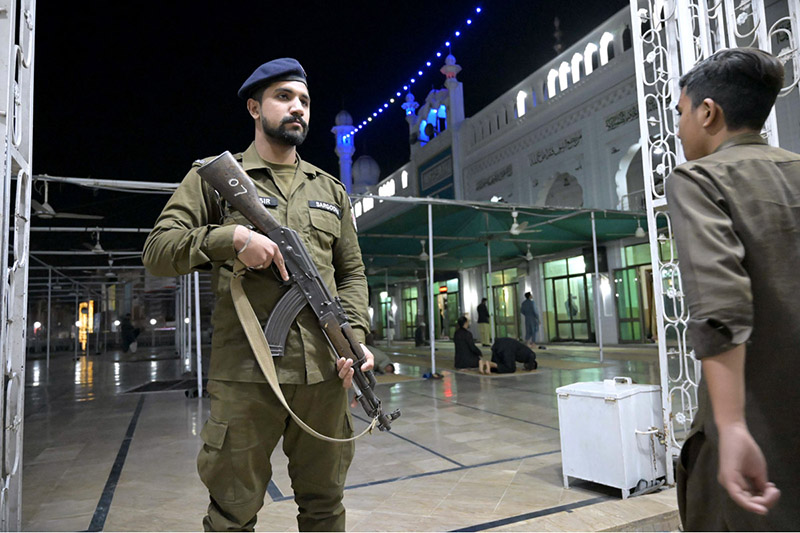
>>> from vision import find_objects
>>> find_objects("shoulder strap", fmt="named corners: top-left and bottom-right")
top-left (229, 260), bottom-right (377, 442)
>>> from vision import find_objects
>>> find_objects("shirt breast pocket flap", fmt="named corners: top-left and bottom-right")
top-left (309, 208), bottom-right (341, 238)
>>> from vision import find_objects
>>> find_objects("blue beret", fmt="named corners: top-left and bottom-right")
top-left (238, 58), bottom-right (307, 99)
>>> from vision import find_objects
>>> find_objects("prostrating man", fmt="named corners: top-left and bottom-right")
top-left (143, 58), bottom-right (373, 532)
top-left (491, 337), bottom-right (537, 374)
top-left (666, 47), bottom-right (799, 530)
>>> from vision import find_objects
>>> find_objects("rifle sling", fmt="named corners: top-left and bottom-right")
top-left (230, 259), bottom-right (377, 442)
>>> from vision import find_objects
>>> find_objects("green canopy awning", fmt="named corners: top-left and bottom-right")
top-left (355, 197), bottom-right (659, 286)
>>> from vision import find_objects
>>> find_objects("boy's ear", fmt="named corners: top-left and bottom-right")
top-left (702, 97), bottom-right (721, 129)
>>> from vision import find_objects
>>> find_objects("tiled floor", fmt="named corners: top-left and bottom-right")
top-left (22, 341), bottom-right (679, 531)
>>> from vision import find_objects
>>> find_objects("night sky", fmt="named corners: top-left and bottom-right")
top-left (29, 1), bottom-right (628, 262)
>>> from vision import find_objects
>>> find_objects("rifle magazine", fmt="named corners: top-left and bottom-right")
top-left (264, 285), bottom-right (307, 357)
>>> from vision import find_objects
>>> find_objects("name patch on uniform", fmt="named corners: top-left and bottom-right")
top-left (259, 197), bottom-right (279, 208)
top-left (309, 200), bottom-right (342, 219)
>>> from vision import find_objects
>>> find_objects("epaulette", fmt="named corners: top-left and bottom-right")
top-left (306, 163), bottom-right (346, 191)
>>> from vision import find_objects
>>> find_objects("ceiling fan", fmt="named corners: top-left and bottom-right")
top-left (510, 211), bottom-right (528, 235)
top-left (416, 240), bottom-right (448, 260)
top-left (82, 256), bottom-right (119, 281)
top-left (32, 181), bottom-right (103, 220)
top-left (484, 210), bottom-right (541, 237)
top-left (83, 231), bottom-right (106, 254)
top-left (519, 243), bottom-right (534, 261)
top-left (418, 239), bottom-right (428, 261)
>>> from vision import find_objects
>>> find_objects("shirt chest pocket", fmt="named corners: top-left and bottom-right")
top-left (308, 208), bottom-right (341, 264)
top-left (309, 207), bottom-right (341, 237)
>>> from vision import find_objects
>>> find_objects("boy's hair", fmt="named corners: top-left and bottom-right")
top-left (679, 48), bottom-right (784, 130)
top-left (457, 315), bottom-right (468, 328)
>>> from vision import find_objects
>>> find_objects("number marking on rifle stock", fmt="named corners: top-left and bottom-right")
top-left (228, 178), bottom-right (248, 196)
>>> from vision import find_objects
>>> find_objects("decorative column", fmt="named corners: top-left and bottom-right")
top-left (331, 110), bottom-right (356, 193)
top-left (441, 54), bottom-right (464, 126)
top-left (402, 93), bottom-right (421, 157)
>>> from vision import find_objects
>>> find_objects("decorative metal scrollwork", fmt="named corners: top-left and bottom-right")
top-left (631, 0), bottom-right (798, 484)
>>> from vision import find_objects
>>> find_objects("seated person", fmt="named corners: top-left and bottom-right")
top-left (491, 337), bottom-right (538, 374)
top-left (453, 316), bottom-right (495, 374)
top-left (414, 322), bottom-right (430, 347)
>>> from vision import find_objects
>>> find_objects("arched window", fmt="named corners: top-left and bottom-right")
top-left (558, 61), bottom-right (571, 92)
top-left (419, 120), bottom-right (429, 143)
top-left (584, 42), bottom-right (599, 75)
top-left (622, 26), bottom-right (632, 51)
top-left (571, 53), bottom-right (583, 84)
top-left (547, 69), bottom-right (559, 98)
top-left (437, 104), bottom-right (447, 131)
top-left (600, 31), bottom-right (615, 65)
top-left (531, 89), bottom-right (537, 107)
top-left (516, 90), bottom-right (527, 117)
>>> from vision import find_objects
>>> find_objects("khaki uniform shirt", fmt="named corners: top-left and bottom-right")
top-left (666, 133), bottom-right (800, 528)
top-left (142, 143), bottom-right (369, 384)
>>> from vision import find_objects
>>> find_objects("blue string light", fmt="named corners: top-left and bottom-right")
top-left (342, 5), bottom-right (482, 143)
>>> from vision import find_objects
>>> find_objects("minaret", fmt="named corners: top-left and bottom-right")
top-left (440, 53), bottom-right (465, 127)
top-left (401, 93), bottom-right (420, 154)
top-left (331, 110), bottom-right (356, 193)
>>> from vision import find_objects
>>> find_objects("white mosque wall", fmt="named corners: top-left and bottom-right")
top-left (767, 0), bottom-right (800, 154)
top-left (460, 65), bottom-right (640, 211)
top-left (458, 7), bottom-right (637, 211)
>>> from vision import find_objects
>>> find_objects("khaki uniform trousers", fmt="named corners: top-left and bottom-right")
top-left (478, 322), bottom-right (491, 346)
top-left (198, 379), bottom-right (355, 532)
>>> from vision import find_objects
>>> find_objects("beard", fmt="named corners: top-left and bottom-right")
top-left (261, 115), bottom-right (309, 146)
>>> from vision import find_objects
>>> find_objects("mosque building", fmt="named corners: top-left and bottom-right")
top-left (337, 2), bottom-right (799, 346)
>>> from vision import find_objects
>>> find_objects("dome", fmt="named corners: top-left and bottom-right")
top-left (352, 155), bottom-right (381, 194)
top-left (334, 110), bottom-right (353, 126)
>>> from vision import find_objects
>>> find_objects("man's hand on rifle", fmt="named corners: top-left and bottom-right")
top-left (233, 225), bottom-right (289, 280)
top-left (336, 344), bottom-right (374, 389)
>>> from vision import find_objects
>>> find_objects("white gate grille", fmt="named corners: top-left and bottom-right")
top-left (0, 0), bottom-right (35, 529)
top-left (629, 0), bottom-right (800, 485)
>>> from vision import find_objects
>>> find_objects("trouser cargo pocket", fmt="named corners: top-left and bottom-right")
top-left (197, 417), bottom-right (236, 504)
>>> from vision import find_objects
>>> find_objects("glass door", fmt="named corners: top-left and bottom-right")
top-left (492, 283), bottom-right (519, 340)
top-left (550, 275), bottom-right (592, 341)
top-left (615, 266), bottom-right (645, 342)
top-left (402, 287), bottom-right (418, 339)
top-left (378, 293), bottom-right (392, 340)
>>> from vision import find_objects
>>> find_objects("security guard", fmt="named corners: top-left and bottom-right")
top-left (142, 58), bottom-right (372, 532)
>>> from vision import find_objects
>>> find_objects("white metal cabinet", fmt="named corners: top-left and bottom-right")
top-left (556, 377), bottom-right (666, 498)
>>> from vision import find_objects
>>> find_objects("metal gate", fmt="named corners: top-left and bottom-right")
top-left (0, 0), bottom-right (35, 528)
top-left (629, 0), bottom-right (800, 484)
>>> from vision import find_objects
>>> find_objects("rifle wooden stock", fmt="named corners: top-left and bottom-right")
top-left (196, 151), bottom-right (400, 431)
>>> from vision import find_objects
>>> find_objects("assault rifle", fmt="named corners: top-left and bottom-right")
top-left (196, 152), bottom-right (400, 431)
